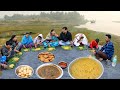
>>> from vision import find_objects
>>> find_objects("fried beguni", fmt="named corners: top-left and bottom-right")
top-left (38, 52), bottom-right (55, 62)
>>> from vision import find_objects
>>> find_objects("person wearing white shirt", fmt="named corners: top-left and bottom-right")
top-left (73, 33), bottom-right (88, 46)
top-left (33, 34), bottom-right (44, 48)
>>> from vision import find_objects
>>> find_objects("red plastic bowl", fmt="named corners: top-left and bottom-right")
top-left (58, 61), bottom-right (67, 69)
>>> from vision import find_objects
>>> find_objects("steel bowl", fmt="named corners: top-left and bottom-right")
top-left (36, 63), bottom-right (63, 79)
top-left (15, 65), bottom-right (34, 79)
top-left (68, 57), bottom-right (104, 79)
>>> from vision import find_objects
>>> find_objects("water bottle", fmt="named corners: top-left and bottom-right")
top-left (112, 55), bottom-right (117, 67)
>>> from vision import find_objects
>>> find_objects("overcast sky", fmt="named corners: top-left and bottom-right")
top-left (0, 11), bottom-right (120, 21)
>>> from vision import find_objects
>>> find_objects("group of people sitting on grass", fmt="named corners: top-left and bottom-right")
top-left (0, 26), bottom-right (114, 70)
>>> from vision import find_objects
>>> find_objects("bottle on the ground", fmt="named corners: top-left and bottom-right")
top-left (112, 55), bottom-right (117, 67)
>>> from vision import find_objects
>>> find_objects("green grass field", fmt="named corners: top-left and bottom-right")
top-left (0, 22), bottom-right (119, 62)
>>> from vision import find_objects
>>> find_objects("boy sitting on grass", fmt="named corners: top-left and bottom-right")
top-left (1, 41), bottom-right (14, 62)
top-left (89, 38), bottom-right (99, 50)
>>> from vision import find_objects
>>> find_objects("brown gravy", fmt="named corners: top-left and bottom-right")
top-left (37, 65), bottom-right (61, 79)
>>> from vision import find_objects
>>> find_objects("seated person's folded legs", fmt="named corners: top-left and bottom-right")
top-left (52, 42), bottom-right (59, 47)
top-left (95, 51), bottom-right (100, 60)
top-left (65, 41), bottom-right (70, 45)
top-left (31, 43), bottom-right (35, 47)
top-left (25, 44), bottom-right (29, 48)
top-left (28, 43), bottom-right (32, 48)
top-left (18, 44), bottom-right (23, 51)
top-left (43, 42), bottom-right (48, 47)
top-left (95, 51), bottom-right (108, 60)
top-left (59, 40), bottom-right (66, 46)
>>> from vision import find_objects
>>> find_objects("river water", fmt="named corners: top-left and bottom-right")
top-left (75, 20), bottom-right (120, 36)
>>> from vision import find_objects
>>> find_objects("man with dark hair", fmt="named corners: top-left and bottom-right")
top-left (62, 27), bottom-right (67, 30)
top-left (106, 34), bottom-right (111, 39)
top-left (59, 27), bottom-right (73, 46)
top-left (94, 34), bottom-right (114, 66)
top-left (1, 41), bottom-right (15, 62)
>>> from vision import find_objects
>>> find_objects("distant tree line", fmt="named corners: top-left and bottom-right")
top-left (4, 11), bottom-right (88, 25)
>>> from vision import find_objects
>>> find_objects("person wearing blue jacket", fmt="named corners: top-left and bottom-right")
top-left (94, 34), bottom-right (114, 65)
top-left (18, 32), bottom-right (34, 51)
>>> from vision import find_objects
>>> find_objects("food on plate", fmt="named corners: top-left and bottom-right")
top-left (47, 47), bottom-right (55, 51)
top-left (69, 57), bottom-right (103, 79)
top-left (90, 49), bottom-right (95, 53)
top-left (61, 46), bottom-right (72, 50)
top-left (16, 65), bottom-right (33, 78)
top-left (79, 47), bottom-right (84, 50)
top-left (38, 52), bottom-right (55, 63)
top-left (9, 64), bottom-right (15, 69)
top-left (34, 48), bottom-right (41, 51)
top-left (37, 64), bottom-right (62, 79)
top-left (23, 49), bottom-right (29, 52)
top-left (18, 52), bottom-right (22, 55)
top-left (64, 47), bottom-right (69, 49)
top-left (12, 57), bottom-right (19, 62)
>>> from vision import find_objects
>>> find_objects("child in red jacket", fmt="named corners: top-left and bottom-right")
top-left (89, 38), bottom-right (99, 49)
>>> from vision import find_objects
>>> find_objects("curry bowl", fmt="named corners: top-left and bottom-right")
top-left (36, 63), bottom-right (63, 79)
top-left (68, 57), bottom-right (104, 79)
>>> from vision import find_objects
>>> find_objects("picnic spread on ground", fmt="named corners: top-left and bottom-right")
top-left (0, 27), bottom-right (118, 79)
top-left (0, 45), bottom-right (120, 79)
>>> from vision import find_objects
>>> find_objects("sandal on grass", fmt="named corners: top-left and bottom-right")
top-left (98, 58), bottom-right (103, 62)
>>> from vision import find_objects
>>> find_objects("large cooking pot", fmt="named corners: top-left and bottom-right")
top-left (68, 57), bottom-right (104, 79)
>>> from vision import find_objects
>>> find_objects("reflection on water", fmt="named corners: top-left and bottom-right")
top-left (75, 20), bottom-right (120, 36)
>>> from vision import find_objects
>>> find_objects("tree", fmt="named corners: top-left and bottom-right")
top-left (3, 11), bottom-right (88, 25)
top-left (4, 15), bottom-right (10, 20)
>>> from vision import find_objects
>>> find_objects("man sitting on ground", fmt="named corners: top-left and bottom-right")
top-left (94, 34), bottom-right (114, 66)
top-left (59, 27), bottom-right (73, 46)
top-left (1, 41), bottom-right (14, 62)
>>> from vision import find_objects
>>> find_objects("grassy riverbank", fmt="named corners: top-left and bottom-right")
top-left (0, 23), bottom-right (119, 62)
top-left (73, 27), bottom-right (120, 62)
